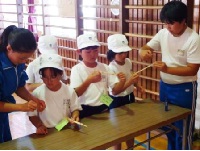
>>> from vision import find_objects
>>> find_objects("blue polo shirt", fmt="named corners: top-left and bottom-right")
top-left (0, 52), bottom-right (28, 104)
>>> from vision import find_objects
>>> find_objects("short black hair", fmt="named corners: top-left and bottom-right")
top-left (39, 67), bottom-right (63, 78)
top-left (106, 50), bottom-right (117, 62)
top-left (160, 1), bottom-right (187, 24)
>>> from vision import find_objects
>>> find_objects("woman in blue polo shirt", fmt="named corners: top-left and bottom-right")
top-left (0, 25), bottom-right (46, 143)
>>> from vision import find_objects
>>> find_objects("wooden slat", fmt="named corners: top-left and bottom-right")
top-left (125, 33), bottom-right (154, 39)
top-left (126, 20), bottom-right (163, 25)
top-left (80, 5), bottom-right (119, 9)
top-left (80, 17), bottom-right (119, 22)
top-left (81, 28), bottom-right (118, 34)
top-left (125, 5), bottom-right (162, 9)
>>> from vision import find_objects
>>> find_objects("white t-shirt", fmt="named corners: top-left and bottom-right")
top-left (108, 58), bottom-right (134, 96)
top-left (147, 27), bottom-right (200, 84)
top-left (27, 82), bottom-right (82, 128)
top-left (70, 62), bottom-right (119, 106)
top-left (26, 55), bottom-right (68, 83)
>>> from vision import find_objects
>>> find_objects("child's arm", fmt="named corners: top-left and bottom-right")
top-left (74, 71), bottom-right (102, 97)
top-left (29, 116), bottom-right (48, 135)
top-left (122, 73), bottom-right (139, 92)
top-left (112, 72), bottom-right (126, 95)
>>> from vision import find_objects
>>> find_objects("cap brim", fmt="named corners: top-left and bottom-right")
top-left (78, 42), bottom-right (100, 49)
top-left (112, 45), bottom-right (132, 53)
top-left (39, 64), bottom-right (63, 71)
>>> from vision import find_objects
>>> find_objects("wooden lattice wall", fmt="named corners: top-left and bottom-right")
top-left (57, 0), bottom-right (199, 101)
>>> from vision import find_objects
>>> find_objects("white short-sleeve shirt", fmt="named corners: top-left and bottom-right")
top-left (27, 82), bottom-right (82, 128)
top-left (147, 27), bottom-right (200, 84)
top-left (70, 62), bottom-right (119, 106)
top-left (108, 58), bottom-right (134, 96)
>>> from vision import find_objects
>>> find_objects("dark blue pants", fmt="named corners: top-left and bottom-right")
top-left (109, 92), bottom-right (135, 109)
top-left (0, 112), bottom-right (12, 143)
top-left (79, 104), bottom-right (108, 119)
top-left (160, 80), bottom-right (197, 150)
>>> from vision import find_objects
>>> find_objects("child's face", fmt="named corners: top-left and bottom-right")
top-left (115, 52), bottom-right (128, 65)
top-left (79, 48), bottom-right (99, 64)
top-left (164, 20), bottom-right (186, 37)
top-left (41, 68), bottom-right (62, 91)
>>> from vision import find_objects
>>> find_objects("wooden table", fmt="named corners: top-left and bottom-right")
top-left (0, 100), bottom-right (191, 150)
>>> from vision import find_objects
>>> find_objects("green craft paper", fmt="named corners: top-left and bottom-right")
top-left (55, 118), bottom-right (69, 131)
top-left (100, 94), bottom-right (113, 106)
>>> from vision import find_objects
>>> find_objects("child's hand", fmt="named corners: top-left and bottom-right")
top-left (30, 96), bottom-right (46, 112)
top-left (70, 110), bottom-right (80, 125)
top-left (117, 72), bottom-right (126, 83)
top-left (140, 49), bottom-right (153, 61)
top-left (153, 61), bottom-right (167, 72)
top-left (129, 73), bottom-right (139, 84)
top-left (87, 71), bottom-right (102, 83)
top-left (36, 99), bottom-right (46, 112)
top-left (21, 100), bottom-right (37, 112)
top-left (36, 125), bottom-right (48, 135)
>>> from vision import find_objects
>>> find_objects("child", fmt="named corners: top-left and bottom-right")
top-left (107, 34), bottom-right (145, 149)
top-left (107, 34), bottom-right (144, 109)
top-left (26, 35), bottom-right (68, 92)
top-left (70, 33), bottom-right (126, 119)
top-left (0, 25), bottom-right (46, 143)
top-left (28, 54), bottom-right (82, 134)
top-left (139, 1), bottom-right (200, 149)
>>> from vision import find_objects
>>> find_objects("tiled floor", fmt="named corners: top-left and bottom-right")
top-left (8, 93), bottom-right (200, 149)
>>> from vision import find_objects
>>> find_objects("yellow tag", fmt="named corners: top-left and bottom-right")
top-left (100, 94), bottom-right (113, 106)
top-left (55, 118), bottom-right (69, 131)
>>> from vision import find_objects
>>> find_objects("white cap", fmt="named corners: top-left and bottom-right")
top-left (77, 33), bottom-right (100, 49)
top-left (107, 34), bottom-right (132, 53)
top-left (38, 35), bottom-right (58, 54)
top-left (39, 54), bottom-right (63, 71)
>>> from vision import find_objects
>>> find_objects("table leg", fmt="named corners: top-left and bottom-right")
top-left (182, 117), bottom-right (188, 149)
top-left (146, 132), bottom-right (150, 149)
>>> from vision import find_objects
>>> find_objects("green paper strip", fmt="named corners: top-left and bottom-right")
top-left (55, 118), bottom-right (69, 131)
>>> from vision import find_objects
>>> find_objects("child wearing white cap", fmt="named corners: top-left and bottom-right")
top-left (70, 33), bottom-right (126, 119)
top-left (27, 54), bottom-right (82, 135)
top-left (25, 35), bottom-right (68, 92)
top-left (107, 34), bottom-right (145, 149)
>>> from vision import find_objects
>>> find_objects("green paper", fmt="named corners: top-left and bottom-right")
top-left (100, 94), bottom-right (113, 106)
top-left (55, 118), bottom-right (69, 131)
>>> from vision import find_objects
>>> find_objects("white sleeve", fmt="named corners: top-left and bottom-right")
top-left (187, 34), bottom-right (200, 63)
top-left (104, 64), bottom-right (119, 88)
top-left (147, 29), bottom-right (162, 51)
